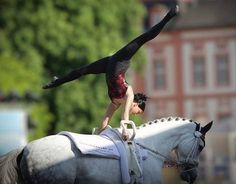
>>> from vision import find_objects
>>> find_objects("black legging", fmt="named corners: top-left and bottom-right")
top-left (43, 7), bottom-right (176, 89)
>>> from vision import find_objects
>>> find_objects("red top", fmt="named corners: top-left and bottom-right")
top-left (107, 73), bottom-right (128, 101)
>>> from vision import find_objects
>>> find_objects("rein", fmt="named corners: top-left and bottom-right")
top-left (136, 142), bottom-right (183, 168)
top-left (136, 141), bottom-right (197, 173)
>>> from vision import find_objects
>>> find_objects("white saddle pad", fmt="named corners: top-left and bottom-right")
top-left (59, 131), bottom-right (120, 159)
top-left (59, 130), bottom-right (132, 184)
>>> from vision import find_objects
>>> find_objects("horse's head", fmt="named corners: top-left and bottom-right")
top-left (175, 121), bottom-right (213, 184)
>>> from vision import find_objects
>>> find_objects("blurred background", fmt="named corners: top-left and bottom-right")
top-left (0, 0), bottom-right (235, 183)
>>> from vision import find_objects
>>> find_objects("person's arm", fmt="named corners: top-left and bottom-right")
top-left (122, 86), bottom-right (134, 121)
top-left (120, 86), bottom-right (134, 140)
top-left (100, 102), bottom-right (120, 132)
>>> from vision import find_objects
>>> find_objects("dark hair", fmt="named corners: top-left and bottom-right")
top-left (133, 93), bottom-right (149, 112)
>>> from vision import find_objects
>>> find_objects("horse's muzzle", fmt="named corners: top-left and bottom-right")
top-left (180, 167), bottom-right (198, 184)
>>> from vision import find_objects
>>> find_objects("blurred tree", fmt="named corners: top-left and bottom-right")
top-left (0, 0), bottom-right (145, 139)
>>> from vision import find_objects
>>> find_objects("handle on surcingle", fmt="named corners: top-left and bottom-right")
top-left (120, 120), bottom-right (137, 141)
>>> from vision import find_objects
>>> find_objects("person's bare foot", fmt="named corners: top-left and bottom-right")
top-left (42, 76), bottom-right (59, 89)
top-left (175, 5), bottom-right (179, 14)
top-left (168, 5), bottom-right (179, 17)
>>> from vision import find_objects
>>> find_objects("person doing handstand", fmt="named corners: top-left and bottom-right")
top-left (43, 6), bottom-right (179, 138)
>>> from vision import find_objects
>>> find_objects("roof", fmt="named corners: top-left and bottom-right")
top-left (167, 0), bottom-right (236, 30)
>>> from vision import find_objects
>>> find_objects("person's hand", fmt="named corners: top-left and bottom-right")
top-left (120, 120), bottom-right (134, 141)
top-left (120, 120), bottom-right (128, 139)
top-left (122, 130), bottom-right (129, 141)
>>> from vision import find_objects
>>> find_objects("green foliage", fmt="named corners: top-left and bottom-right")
top-left (0, 52), bottom-right (43, 91)
top-left (0, 0), bottom-right (145, 138)
top-left (28, 102), bottom-right (54, 140)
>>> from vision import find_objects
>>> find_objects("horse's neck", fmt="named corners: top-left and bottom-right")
top-left (136, 119), bottom-right (194, 158)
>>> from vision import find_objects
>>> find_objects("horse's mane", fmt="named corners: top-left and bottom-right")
top-left (137, 116), bottom-right (196, 129)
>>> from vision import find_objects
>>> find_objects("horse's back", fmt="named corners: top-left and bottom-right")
top-left (20, 135), bottom-right (77, 184)
top-left (19, 134), bottom-right (123, 184)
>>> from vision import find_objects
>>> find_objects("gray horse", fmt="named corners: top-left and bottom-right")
top-left (0, 117), bottom-right (213, 184)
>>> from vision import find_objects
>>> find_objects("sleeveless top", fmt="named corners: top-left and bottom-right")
top-left (106, 58), bottom-right (130, 101)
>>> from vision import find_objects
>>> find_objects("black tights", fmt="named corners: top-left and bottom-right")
top-left (43, 7), bottom-right (176, 88)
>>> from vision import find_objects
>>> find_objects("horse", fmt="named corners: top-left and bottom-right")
top-left (0, 117), bottom-right (213, 184)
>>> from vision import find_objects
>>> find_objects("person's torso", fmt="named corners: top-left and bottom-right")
top-left (106, 58), bottom-right (131, 100)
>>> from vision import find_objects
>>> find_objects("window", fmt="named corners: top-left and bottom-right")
top-left (218, 114), bottom-right (232, 132)
top-left (154, 60), bottom-right (166, 90)
top-left (216, 56), bottom-right (229, 86)
top-left (193, 56), bottom-right (205, 86)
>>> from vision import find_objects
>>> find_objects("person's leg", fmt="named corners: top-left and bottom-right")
top-left (113, 5), bottom-right (179, 61)
top-left (42, 56), bottom-right (109, 89)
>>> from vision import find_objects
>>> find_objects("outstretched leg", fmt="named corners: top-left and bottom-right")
top-left (112, 5), bottom-right (179, 61)
top-left (42, 56), bottom-right (109, 89)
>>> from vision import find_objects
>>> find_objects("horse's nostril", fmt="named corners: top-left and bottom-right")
top-left (180, 170), bottom-right (197, 184)
top-left (180, 172), bottom-right (190, 183)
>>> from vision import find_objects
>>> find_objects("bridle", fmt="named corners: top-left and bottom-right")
top-left (136, 122), bottom-right (205, 173)
top-left (179, 123), bottom-right (205, 173)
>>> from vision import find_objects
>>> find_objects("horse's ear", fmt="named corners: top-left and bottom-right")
top-left (201, 121), bottom-right (213, 135)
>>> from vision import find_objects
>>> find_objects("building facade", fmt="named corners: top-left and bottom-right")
top-left (136, 0), bottom-right (236, 183)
